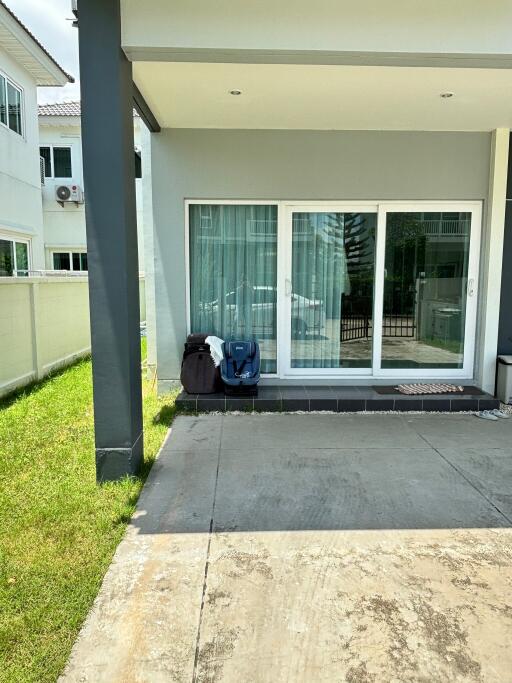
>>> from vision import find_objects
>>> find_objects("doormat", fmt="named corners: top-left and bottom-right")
top-left (373, 385), bottom-right (485, 396)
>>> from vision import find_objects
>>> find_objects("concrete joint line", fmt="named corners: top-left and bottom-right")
top-left (192, 417), bottom-right (223, 683)
top-left (416, 430), bottom-right (512, 526)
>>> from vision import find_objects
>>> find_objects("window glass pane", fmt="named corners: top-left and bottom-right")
top-left (0, 75), bottom-right (6, 126)
top-left (40, 147), bottom-right (52, 177)
top-left (15, 242), bottom-right (28, 276)
top-left (291, 212), bottom-right (377, 368)
top-left (53, 252), bottom-right (70, 270)
top-left (134, 151), bottom-right (142, 178)
top-left (7, 82), bottom-right (21, 135)
top-left (53, 147), bottom-right (72, 177)
top-left (72, 252), bottom-right (81, 271)
top-left (80, 253), bottom-right (88, 271)
top-left (0, 239), bottom-right (14, 276)
top-left (189, 204), bottom-right (278, 373)
top-left (381, 212), bottom-right (471, 369)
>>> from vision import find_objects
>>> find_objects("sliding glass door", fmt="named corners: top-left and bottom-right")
top-left (284, 207), bottom-right (377, 372)
top-left (381, 212), bottom-right (470, 369)
top-left (373, 205), bottom-right (480, 377)
top-left (281, 202), bottom-right (480, 378)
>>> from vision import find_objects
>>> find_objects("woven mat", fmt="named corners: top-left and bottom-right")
top-left (395, 383), bottom-right (464, 396)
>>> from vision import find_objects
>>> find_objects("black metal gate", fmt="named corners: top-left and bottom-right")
top-left (341, 314), bottom-right (371, 342)
top-left (340, 313), bottom-right (416, 342)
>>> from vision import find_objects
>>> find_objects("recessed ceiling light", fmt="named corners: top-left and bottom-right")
top-left (229, 89), bottom-right (242, 96)
top-left (440, 92), bottom-right (455, 98)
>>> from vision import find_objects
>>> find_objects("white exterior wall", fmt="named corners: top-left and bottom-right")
top-left (39, 117), bottom-right (146, 270)
top-left (39, 122), bottom-right (85, 265)
top-left (0, 45), bottom-right (44, 269)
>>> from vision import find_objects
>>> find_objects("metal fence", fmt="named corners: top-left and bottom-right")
top-left (340, 313), bottom-right (416, 342)
top-left (382, 314), bottom-right (416, 338)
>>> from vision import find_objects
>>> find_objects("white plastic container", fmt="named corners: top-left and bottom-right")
top-left (496, 355), bottom-right (512, 404)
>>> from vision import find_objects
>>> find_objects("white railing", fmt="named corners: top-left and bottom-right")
top-left (420, 220), bottom-right (470, 236)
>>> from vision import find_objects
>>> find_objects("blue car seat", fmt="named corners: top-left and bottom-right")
top-left (220, 340), bottom-right (260, 395)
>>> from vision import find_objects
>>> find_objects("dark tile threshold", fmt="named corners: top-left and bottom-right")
top-left (175, 387), bottom-right (499, 414)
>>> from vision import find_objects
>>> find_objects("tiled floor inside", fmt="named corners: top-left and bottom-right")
top-left (176, 385), bottom-right (499, 413)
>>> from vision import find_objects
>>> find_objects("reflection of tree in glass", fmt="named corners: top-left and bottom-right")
top-left (385, 213), bottom-right (426, 321)
top-left (386, 213), bottom-right (424, 249)
top-left (321, 213), bottom-right (377, 326)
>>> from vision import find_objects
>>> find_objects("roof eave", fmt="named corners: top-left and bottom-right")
top-left (0, 2), bottom-right (74, 86)
top-left (38, 114), bottom-right (81, 126)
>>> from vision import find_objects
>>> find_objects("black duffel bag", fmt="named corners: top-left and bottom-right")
top-left (180, 334), bottom-right (221, 394)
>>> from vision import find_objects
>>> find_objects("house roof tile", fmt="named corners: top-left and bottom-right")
top-left (39, 101), bottom-right (140, 117)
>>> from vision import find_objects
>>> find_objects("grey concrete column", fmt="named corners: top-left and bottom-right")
top-left (498, 134), bottom-right (512, 357)
top-left (77, 0), bottom-right (143, 482)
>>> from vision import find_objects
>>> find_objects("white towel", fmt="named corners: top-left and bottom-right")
top-left (205, 335), bottom-right (224, 367)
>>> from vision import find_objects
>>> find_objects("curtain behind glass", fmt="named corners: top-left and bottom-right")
top-left (189, 204), bottom-right (277, 373)
top-left (291, 213), bottom-right (347, 368)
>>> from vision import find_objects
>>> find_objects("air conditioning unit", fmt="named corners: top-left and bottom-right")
top-left (56, 184), bottom-right (84, 206)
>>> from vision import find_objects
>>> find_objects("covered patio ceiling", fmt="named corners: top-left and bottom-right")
top-left (133, 61), bottom-right (512, 131)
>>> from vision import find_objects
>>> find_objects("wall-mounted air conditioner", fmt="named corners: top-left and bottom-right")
top-left (56, 184), bottom-right (84, 206)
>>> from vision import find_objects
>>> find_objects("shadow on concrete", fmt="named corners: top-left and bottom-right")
top-left (130, 414), bottom-right (512, 533)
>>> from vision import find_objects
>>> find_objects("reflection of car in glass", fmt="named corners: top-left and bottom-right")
top-left (201, 286), bottom-right (325, 339)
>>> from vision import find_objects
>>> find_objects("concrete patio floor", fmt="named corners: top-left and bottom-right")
top-left (60, 414), bottom-right (512, 683)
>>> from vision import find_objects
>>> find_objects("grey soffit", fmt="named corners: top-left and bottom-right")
top-left (123, 47), bottom-right (512, 70)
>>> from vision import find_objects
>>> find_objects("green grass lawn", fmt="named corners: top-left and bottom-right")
top-left (0, 341), bottom-right (178, 683)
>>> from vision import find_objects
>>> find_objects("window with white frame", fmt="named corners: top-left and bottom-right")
top-left (0, 235), bottom-right (30, 276)
top-left (52, 251), bottom-right (87, 272)
top-left (39, 145), bottom-right (72, 178)
top-left (0, 71), bottom-right (23, 136)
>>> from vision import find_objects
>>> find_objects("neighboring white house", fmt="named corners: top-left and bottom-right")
top-left (38, 101), bottom-right (146, 272)
top-left (0, 0), bottom-right (71, 276)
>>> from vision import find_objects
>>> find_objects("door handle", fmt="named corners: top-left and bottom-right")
top-left (285, 278), bottom-right (292, 297)
top-left (467, 278), bottom-right (475, 297)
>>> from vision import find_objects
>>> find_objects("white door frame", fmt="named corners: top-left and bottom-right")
top-left (279, 200), bottom-right (482, 380)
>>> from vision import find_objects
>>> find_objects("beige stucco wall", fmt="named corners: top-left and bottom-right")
top-left (0, 277), bottom-right (90, 396)
top-left (0, 276), bottom-right (146, 397)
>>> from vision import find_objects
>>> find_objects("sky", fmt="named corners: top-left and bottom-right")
top-left (7, 0), bottom-right (80, 103)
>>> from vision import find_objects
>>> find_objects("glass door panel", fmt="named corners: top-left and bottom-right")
top-left (189, 203), bottom-right (278, 373)
top-left (381, 211), bottom-right (471, 370)
top-left (290, 211), bottom-right (376, 369)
